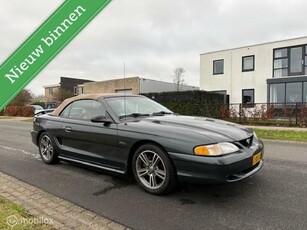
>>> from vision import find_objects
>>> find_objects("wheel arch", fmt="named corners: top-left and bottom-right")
top-left (36, 130), bottom-right (46, 145)
top-left (127, 140), bottom-right (175, 174)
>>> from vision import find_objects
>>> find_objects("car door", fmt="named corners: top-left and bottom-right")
top-left (56, 99), bottom-right (121, 170)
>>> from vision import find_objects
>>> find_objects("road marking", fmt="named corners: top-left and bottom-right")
top-left (0, 145), bottom-right (41, 160)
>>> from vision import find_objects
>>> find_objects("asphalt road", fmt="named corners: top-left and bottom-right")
top-left (0, 120), bottom-right (306, 230)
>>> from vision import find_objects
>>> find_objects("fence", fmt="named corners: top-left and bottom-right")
top-left (218, 103), bottom-right (307, 127)
top-left (145, 91), bottom-right (307, 127)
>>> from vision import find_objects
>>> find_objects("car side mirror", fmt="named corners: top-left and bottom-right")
top-left (90, 115), bottom-right (112, 124)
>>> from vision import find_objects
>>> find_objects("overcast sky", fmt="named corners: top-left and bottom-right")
top-left (1, 0), bottom-right (307, 95)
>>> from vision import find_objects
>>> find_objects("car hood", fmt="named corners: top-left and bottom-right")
top-left (137, 115), bottom-right (253, 142)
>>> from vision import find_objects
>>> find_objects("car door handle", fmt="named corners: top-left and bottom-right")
top-left (64, 126), bottom-right (72, 133)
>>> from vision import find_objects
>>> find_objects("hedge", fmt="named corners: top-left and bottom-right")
top-left (3, 106), bottom-right (34, 117)
top-left (142, 90), bottom-right (225, 117)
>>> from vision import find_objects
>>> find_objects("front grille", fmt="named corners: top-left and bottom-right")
top-left (239, 135), bottom-right (253, 148)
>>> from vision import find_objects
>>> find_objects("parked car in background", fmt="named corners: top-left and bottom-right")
top-left (31, 94), bottom-right (264, 195)
top-left (31, 105), bottom-right (55, 116)
top-left (31, 105), bottom-right (45, 115)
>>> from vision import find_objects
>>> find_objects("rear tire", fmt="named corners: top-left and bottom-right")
top-left (132, 144), bottom-right (177, 195)
top-left (38, 132), bottom-right (59, 164)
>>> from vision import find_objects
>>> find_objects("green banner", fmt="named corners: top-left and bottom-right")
top-left (0, 0), bottom-right (112, 111)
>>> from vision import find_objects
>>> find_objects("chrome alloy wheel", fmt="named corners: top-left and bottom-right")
top-left (39, 135), bottom-right (53, 161)
top-left (136, 150), bottom-right (166, 189)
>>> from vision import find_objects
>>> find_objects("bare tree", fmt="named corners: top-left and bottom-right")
top-left (54, 89), bottom-right (74, 102)
top-left (32, 94), bottom-right (45, 103)
top-left (9, 89), bottom-right (33, 106)
top-left (172, 67), bottom-right (185, 91)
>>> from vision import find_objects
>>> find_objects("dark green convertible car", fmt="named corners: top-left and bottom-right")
top-left (31, 94), bottom-right (264, 195)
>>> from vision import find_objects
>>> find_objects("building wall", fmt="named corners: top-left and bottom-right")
top-left (44, 86), bottom-right (60, 102)
top-left (83, 77), bottom-right (140, 95)
top-left (139, 78), bottom-right (199, 93)
top-left (82, 77), bottom-right (199, 95)
top-left (200, 36), bottom-right (307, 103)
top-left (60, 77), bottom-right (93, 95)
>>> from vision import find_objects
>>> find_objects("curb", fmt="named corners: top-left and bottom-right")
top-left (0, 171), bottom-right (130, 230)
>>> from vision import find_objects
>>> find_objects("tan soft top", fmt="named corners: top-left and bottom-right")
top-left (51, 93), bottom-right (132, 116)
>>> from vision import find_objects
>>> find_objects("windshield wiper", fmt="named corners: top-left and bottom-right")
top-left (152, 111), bottom-right (173, 116)
top-left (119, 113), bottom-right (150, 119)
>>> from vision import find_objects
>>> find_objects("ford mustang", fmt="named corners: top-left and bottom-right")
top-left (31, 94), bottom-right (264, 195)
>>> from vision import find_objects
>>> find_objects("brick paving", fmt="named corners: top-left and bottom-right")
top-left (0, 171), bottom-right (129, 230)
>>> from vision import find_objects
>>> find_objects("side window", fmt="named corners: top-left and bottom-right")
top-left (60, 104), bottom-right (72, 118)
top-left (62, 100), bottom-right (106, 121)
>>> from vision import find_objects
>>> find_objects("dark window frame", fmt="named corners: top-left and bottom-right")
top-left (273, 44), bottom-right (307, 78)
top-left (304, 82), bottom-right (307, 102)
top-left (242, 89), bottom-right (255, 107)
top-left (268, 81), bottom-right (307, 104)
top-left (242, 55), bottom-right (255, 72)
top-left (286, 82), bottom-right (303, 103)
top-left (213, 59), bottom-right (224, 75)
top-left (73, 86), bottom-right (78, 95)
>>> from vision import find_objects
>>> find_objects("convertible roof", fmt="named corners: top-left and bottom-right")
top-left (51, 93), bottom-right (141, 116)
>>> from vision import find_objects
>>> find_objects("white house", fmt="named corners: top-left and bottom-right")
top-left (200, 36), bottom-right (307, 105)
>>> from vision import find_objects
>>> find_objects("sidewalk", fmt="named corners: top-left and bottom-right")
top-left (0, 116), bottom-right (32, 121)
top-left (0, 171), bottom-right (129, 230)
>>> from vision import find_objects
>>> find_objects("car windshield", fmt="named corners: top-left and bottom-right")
top-left (105, 96), bottom-right (173, 119)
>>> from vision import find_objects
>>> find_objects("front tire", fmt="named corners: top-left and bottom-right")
top-left (39, 132), bottom-right (59, 164)
top-left (132, 144), bottom-right (177, 195)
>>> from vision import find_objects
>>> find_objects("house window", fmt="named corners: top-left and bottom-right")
top-left (73, 86), bottom-right (78, 95)
top-left (242, 55), bottom-right (255, 72)
top-left (48, 88), bottom-right (53, 96)
top-left (269, 82), bottom-right (306, 104)
top-left (304, 82), bottom-right (307, 102)
top-left (273, 48), bottom-right (288, 77)
top-left (79, 87), bottom-right (84, 95)
top-left (270, 83), bottom-right (285, 103)
top-left (213, 59), bottom-right (224, 75)
top-left (273, 45), bottom-right (307, 78)
top-left (286, 82), bottom-right (302, 103)
top-left (242, 89), bottom-right (254, 106)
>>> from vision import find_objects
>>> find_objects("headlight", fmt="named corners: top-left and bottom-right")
top-left (194, 142), bottom-right (239, 156)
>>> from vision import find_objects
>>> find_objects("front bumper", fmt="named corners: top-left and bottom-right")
top-left (30, 130), bottom-right (38, 146)
top-left (169, 141), bottom-right (264, 184)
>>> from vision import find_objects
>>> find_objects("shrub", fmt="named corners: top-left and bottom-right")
top-left (5, 106), bottom-right (34, 117)
top-left (142, 91), bottom-right (225, 118)
top-left (5, 106), bottom-right (20, 116)
top-left (22, 106), bottom-right (35, 117)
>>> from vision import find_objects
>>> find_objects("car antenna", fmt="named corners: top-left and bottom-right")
top-left (124, 62), bottom-right (127, 124)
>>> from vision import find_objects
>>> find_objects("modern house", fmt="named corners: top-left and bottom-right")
top-left (200, 36), bottom-right (307, 105)
top-left (44, 77), bottom-right (94, 103)
top-left (78, 77), bottom-right (199, 95)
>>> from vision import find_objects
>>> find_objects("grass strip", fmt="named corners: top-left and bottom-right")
top-left (0, 198), bottom-right (53, 230)
top-left (254, 128), bottom-right (307, 142)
